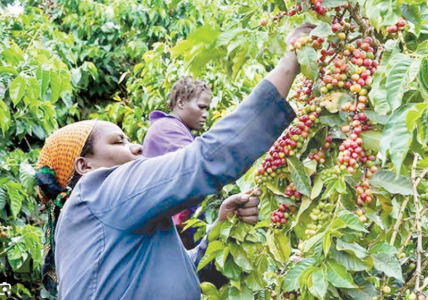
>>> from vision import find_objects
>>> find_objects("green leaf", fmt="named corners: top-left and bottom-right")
top-left (0, 188), bottom-right (6, 210)
top-left (9, 76), bottom-right (26, 106)
top-left (369, 74), bottom-right (389, 115)
top-left (380, 104), bottom-right (415, 175)
top-left (283, 258), bottom-right (317, 292)
top-left (360, 131), bottom-right (382, 152)
top-left (26, 78), bottom-right (41, 101)
top-left (0, 99), bottom-right (11, 134)
top-left (369, 170), bottom-right (413, 195)
top-left (336, 239), bottom-right (367, 259)
top-left (333, 248), bottom-right (372, 272)
top-left (275, 231), bottom-right (291, 261)
top-left (311, 174), bottom-right (323, 200)
top-left (401, 4), bottom-right (422, 36)
top-left (229, 243), bottom-right (253, 272)
top-left (287, 156), bottom-right (311, 196)
top-left (310, 22), bottom-right (333, 38)
top-left (347, 284), bottom-right (378, 300)
top-left (5, 182), bottom-right (24, 219)
top-left (309, 269), bottom-right (327, 299)
top-left (292, 195), bottom-right (312, 229)
top-left (322, 233), bottom-right (331, 257)
top-left (336, 211), bottom-right (368, 232)
top-left (419, 58), bottom-right (428, 95)
top-left (321, 0), bottom-right (348, 8)
top-left (304, 232), bottom-right (324, 252)
top-left (37, 66), bottom-right (50, 98)
top-left (201, 282), bottom-right (220, 299)
top-left (228, 286), bottom-right (254, 300)
top-left (368, 242), bottom-right (398, 255)
top-left (19, 163), bottom-right (36, 192)
top-left (223, 257), bottom-right (242, 281)
top-left (297, 47), bottom-right (319, 81)
top-left (324, 259), bottom-right (357, 288)
top-left (220, 219), bottom-right (234, 241)
top-left (216, 245), bottom-right (229, 269)
top-left (364, 110), bottom-right (390, 125)
top-left (208, 222), bottom-right (222, 242)
top-left (50, 70), bottom-right (61, 103)
top-left (372, 253), bottom-right (404, 282)
top-left (0, 66), bottom-right (18, 76)
top-left (197, 241), bottom-right (225, 271)
top-left (386, 55), bottom-right (422, 112)
top-left (418, 107), bottom-right (428, 144)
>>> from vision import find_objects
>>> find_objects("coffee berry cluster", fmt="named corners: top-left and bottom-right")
top-left (292, 77), bottom-right (315, 103)
top-left (355, 178), bottom-right (375, 206)
top-left (254, 103), bottom-right (322, 183)
top-left (270, 290), bottom-right (300, 299)
top-left (320, 37), bottom-right (379, 95)
top-left (285, 182), bottom-right (302, 201)
top-left (289, 35), bottom-right (324, 51)
top-left (270, 203), bottom-right (293, 228)
top-left (0, 223), bottom-right (7, 239)
top-left (354, 207), bottom-right (367, 223)
top-left (305, 201), bottom-right (334, 238)
top-left (386, 18), bottom-right (407, 33)
top-left (308, 134), bottom-right (333, 165)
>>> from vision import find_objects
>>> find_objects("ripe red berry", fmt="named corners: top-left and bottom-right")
top-left (260, 19), bottom-right (267, 27)
top-left (388, 25), bottom-right (398, 33)
top-left (397, 19), bottom-right (407, 28)
top-left (332, 24), bottom-right (340, 32)
top-left (364, 37), bottom-right (373, 45)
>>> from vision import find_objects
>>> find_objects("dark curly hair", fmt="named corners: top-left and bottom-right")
top-left (166, 76), bottom-right (212, 110)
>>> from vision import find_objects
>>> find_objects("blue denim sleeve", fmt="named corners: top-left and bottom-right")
top-left (84, 80), bottom-right (296, 232)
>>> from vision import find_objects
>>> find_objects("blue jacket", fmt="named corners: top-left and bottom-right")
top-left (54, 80), bottom-right (296, 300)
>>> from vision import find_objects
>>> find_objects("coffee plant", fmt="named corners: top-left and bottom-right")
top-left (1, 0), bottom-right (428, 299)
top-left (174, 1), bottom-right (428, 299)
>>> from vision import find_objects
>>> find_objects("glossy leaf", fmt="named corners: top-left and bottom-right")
top-left (297, 46), bottom-right (319, 81)
top-left (380, 104), bottom-right (415, 175)
top-left (324, 259), bottom-right (357, 288)
top-left (369, 170), bottom-right (413, 195)
top-left (9, 76), bottom-right (26, 106)
top-left (287, 156), bottom-right (311, 196)
top-left (283, 258), bottom-right (317, 292)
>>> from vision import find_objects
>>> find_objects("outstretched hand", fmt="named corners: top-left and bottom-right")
top-left (286, 23), bottom-right (316, 47)
top-left (217, 188), bottom-right (261, 225)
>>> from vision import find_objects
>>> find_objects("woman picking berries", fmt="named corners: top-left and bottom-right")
top-left (35, 24), bottom-right (313, 300)
top-left (142, 76), bottom-right (212, 250)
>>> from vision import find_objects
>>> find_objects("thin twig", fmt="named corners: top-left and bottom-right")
top-left (400, 258), bottom-right (428, 298)
top-left (346, 3), bottom-right (381, 48)
top-left (398, 31), bottom-right (408, 54)
top-left (411, 154), bottom-right (423, 294)
top-left (398, 203), bottom-right (428, 254)
top-left (415, 168), bottom-right (428, 187)
top-left (390, 196), bottom-right (410, 246)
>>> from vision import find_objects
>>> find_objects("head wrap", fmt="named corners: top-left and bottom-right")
top-left (35, 120), bottom-right (97, 295)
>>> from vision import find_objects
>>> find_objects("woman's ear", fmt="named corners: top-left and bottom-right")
top-left (176, 98), bottom-right (185, 110)
top-left (74, 157), bottom-right (93, 176)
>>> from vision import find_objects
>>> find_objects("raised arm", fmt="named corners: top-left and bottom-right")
top-left (82, 79), bottom-right (295, 232)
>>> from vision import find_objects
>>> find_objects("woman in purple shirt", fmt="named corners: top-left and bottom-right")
top-left (142, 76), bottom-right (212, 249)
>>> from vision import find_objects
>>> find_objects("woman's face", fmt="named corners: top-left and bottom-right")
top-left (75, 121), bottom-right (143, 175)
top-left (178, 91), bottom-right (212, 131)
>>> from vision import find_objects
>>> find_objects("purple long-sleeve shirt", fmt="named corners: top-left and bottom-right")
top-left (142, 111), bottom-right (194, 158)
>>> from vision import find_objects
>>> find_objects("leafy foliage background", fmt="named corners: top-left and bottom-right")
top-left (0, 0), bottom-right (428, 299)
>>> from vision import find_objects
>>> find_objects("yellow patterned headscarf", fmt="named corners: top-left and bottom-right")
top-left (35, 120), bottom-right (97, 296)
top-left (36, 120), bottom-right (97, 202)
